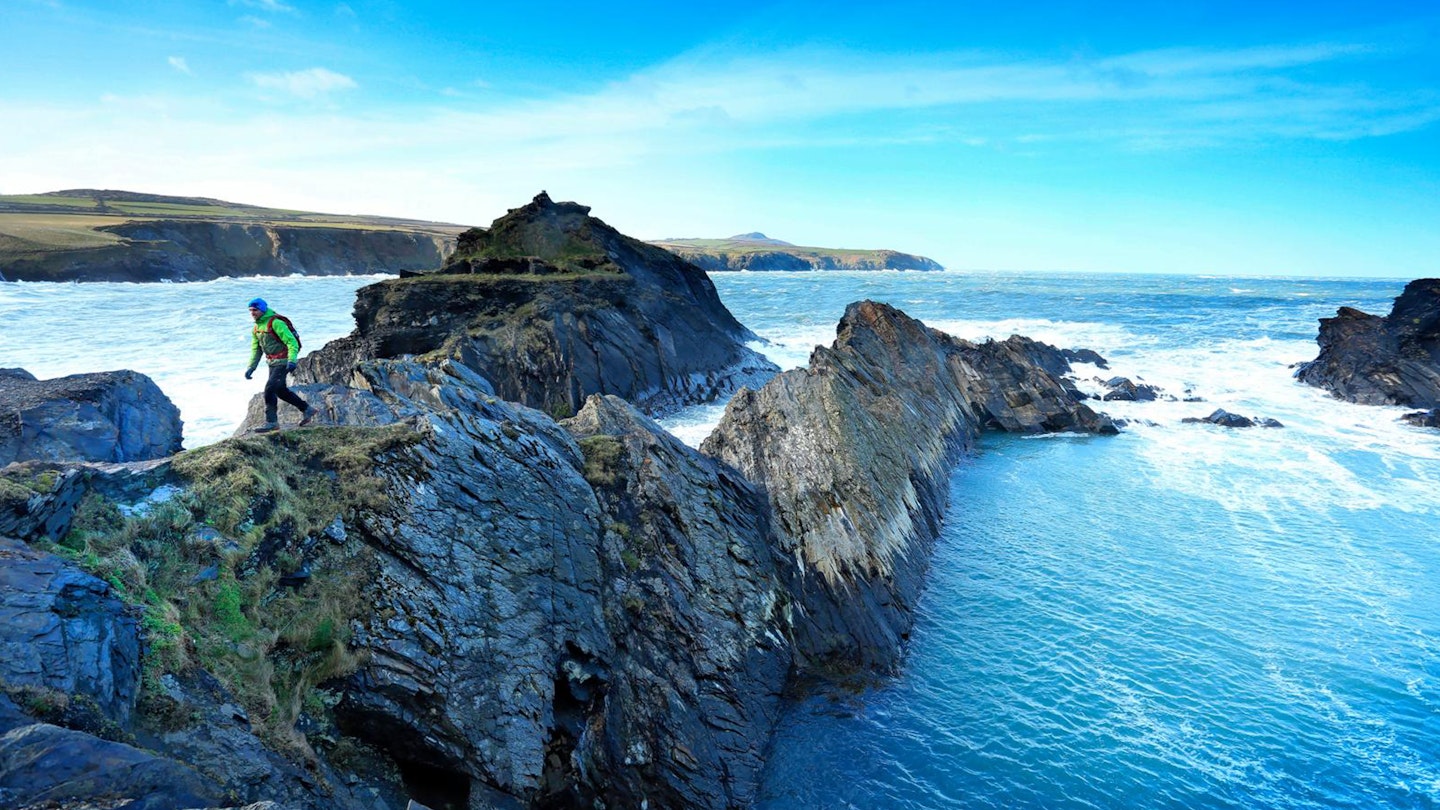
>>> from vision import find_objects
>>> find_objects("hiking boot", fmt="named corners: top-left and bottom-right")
top-left (298, 408), bottom-right (314, 427)
top-left (255, 422), bottom-right (280, 433)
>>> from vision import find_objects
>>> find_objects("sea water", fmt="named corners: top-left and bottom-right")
top-left (2, 271), bottom-right (1437, 808)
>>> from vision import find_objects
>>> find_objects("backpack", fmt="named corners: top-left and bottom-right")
top-left (266, 314), bottom-right (302, 351)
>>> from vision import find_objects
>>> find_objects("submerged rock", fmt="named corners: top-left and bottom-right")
top-left (1181, 409), bottom-right (1283, 428)
top-left (1296, 278), bottom-right (1440, 408)
top-left (703, 301), bottom-right (1116, 676)
top-left (299, 192), bottom-right (779, 417)
top-left (0, 369), bottom-right (183, 465)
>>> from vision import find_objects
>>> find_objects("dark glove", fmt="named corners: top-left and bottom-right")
top-left (286, 361), bottom-right (298, 372)
top-left (244, 368), bottom-right (254, 380)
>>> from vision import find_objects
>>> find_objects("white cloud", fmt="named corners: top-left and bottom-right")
top-left (168, 56), bottom-right (192, 75)
top-left (247, 67), bottom-right (357, 99)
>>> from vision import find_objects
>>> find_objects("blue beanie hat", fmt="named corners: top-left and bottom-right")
top-left (247, 298), bottom-right (267, 311)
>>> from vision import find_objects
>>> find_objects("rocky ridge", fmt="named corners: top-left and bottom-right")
top-left (704, 301), bottom-right (1115, 675)
top-left (1295, 278), bottom-right (1440, 411)
top-left (296, 193), bottom-right (779, 419)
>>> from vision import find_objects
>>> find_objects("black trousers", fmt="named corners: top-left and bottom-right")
top-left (263, 364), bottom-right (308, 423)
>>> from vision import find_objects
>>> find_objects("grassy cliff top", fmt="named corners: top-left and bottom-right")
top-left (650, 236), bottom-right (915, 259)
top-left (0, 189), bottom-right (468, 262)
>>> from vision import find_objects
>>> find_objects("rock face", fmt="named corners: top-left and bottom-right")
top-left (0, 368), bottom-right (183, 465)
top-left (1296, 278), bottom-right (1440, 409)
top-left (313, 362), bottom-right (791, 808)
top-left (2, 221), bottom-right (453, 283)
top-left (702, 301), bottom-right (1116, 675)
top-left (0, 537), bottom-right (140, 724)
top-left (300, 193), bottom-right (778, 417)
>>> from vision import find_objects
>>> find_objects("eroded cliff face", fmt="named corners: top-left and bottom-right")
top-left (1296, 278), bottom-right (1440, 409)
top-left (703, 301), bottom-right (1116, 676)
top-left (2, 220), bottom-right (453, 282)
top-left (298, 193), bottom-right (778, 418)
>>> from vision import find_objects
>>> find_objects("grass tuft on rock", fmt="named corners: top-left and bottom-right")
top-left (49, 424), bottom-right (422, 750)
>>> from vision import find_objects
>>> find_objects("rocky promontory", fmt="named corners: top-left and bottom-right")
top-left (297, 192), bottom-right (779, 418)
top-left (1295, 278), bottom-right (1440, 410)
top-left (704, 302), bottom-right (1115, 675)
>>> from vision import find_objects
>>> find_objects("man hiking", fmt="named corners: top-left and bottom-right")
top-left (244, 297), bottom-right (313, 432)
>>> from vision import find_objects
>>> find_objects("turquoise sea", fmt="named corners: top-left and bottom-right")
top-left (2, 271), bottom-right (1436, 808)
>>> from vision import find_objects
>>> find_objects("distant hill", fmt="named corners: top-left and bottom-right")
top-left (0, 189), bottom-right (469, 282)
top-left (650, 233), bottom-right (943, 272)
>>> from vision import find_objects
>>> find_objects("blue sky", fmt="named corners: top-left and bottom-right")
top-left (2, 0), bottom-right (1437, 276)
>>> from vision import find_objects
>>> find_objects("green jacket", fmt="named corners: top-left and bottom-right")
top-left (247, 310), bottom-right (301, 369)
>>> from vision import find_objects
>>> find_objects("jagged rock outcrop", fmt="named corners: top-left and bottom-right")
top-left (702, 301), bottom-right (1116, 675)
top-left (299, 193), bottom-right (778, 417)
top-left (1296, 278), bottom-right (1440, 409)
top-left (0, 368), bottom-right (183, 465)
top-left (2, 221), bottom-right (453, 283)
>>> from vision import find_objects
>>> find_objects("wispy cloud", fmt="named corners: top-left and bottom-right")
top-left (247, 67), bottom-right (357, 99)
top-left (229, 0), bottom-right (294, 13)
top-left (2, 38), bottom-right (1435, 225)
top-left (167, 56), bottom-right (191, 75)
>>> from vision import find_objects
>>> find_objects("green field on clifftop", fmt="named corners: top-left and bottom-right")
top-left (0, 190), bottom-right (466, 264)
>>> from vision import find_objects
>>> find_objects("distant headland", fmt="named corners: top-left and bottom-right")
top-left (650, 232), bottom-right (944, 272)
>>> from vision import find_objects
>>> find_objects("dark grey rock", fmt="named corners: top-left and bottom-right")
top-left (1296, 279), bottom-right (1440, 408)
top-left (1181, 409), bottom-right (1283, 428)
top-left (0, 368), bottom-right (183, 464)
top-left (297, 193), bottom-right (779, 418)
top-left (0, 537), bottom-right (140, 725)
top-left (1099, 376), bottom-right (1162, 402)
top-left (0, 722), bottom-right (218, 809)
top-left (703, 301), bottom-right (1116, 676)
top-left (1403, 408), bottom-right (1440, 428)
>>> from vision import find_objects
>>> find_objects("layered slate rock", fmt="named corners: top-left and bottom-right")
top-left (562, 395), bottom-right (789, 808)
top-left (703, 301), bottom-right (1116, 675)
top-left (243, 360), bottom-right (789, 807)
top-left (300, 193), bottom-right (778, 417)
top-left (1296, 278), bottom-right (1440, 409)
top-left (0, 368), bottom-right (183, 465)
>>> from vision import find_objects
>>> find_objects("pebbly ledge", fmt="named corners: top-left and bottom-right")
top-left (299, 193), bottom-right (779, 418)
top-left (702, 300), bottom-right (1116, 677)
top-left (1295, 278), bottom-right (1440, 410)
